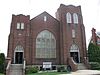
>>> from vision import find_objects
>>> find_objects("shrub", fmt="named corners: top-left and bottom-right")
top-left (57, 65), bottom-right (67, 72)
top-left (26, 66), bottom-right (39, 74)
top-left (0, 53), bottom-right (5, 73)
top-left (89, 62), bottom-right (100, 70)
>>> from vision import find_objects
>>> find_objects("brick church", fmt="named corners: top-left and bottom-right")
top-left (7, 4), bottom-right (88, 71)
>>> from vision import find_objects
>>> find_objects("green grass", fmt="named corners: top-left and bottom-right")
top-left (0, 73), bottom-right (4, 75)
top-left (26, 72), bottom-right (68, 75)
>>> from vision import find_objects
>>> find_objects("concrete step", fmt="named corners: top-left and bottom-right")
top-left (9, 64), bottom-right (23, 75)
top-left (10, 70), bottom-right (22, 75)
top-left (77, 63), bottom-right (87, 70)
top-left (10, 64), bottom-right (23, 70)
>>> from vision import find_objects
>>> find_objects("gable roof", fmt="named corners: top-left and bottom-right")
top-left (30, 11), bottom-right (59, 22)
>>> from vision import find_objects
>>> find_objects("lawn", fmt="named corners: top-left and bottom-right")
top-left (26, 72), bottom-right (68, 75)
top-left (0, 73), bottom-right (4, 75)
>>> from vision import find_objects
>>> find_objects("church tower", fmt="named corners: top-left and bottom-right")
top-left (7, 14), bottom-right (31, 64)
top-left (56, 4), bottom-right (87, 65)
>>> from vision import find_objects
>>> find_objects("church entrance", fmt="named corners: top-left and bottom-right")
top-left (15, 52), bottom-right (23, 64)
top-left (70, 44), bottom-right (80, 63)
top-left (70, 52), bottom-right (79, 63)
top-left (14, 45), bottom-right (24, 64)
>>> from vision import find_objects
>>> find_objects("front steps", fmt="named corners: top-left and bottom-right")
top-left (9, 64), bottom-right (23, 75)
top-left (77, 63), bottom-right (87, 70)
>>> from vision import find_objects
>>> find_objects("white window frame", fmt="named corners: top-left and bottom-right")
top-left (21, 23), bottom-right (24, 29)
top-left (44, 16), bottom-right (47, 21)
top-left (73, 13), bottom-right (78, 24)
top-left (17, 23), bottom-right (20, 29)
top-left (72, 29), bottom-right (75, 38)
top-left (66, 12), bottom-right (72, 23)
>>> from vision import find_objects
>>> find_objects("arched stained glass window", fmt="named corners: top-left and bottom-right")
top-left (36, 30), bottom-right (56, 58)
top-left (15, 45), bottom-right (24, 52)
top-left (70, 44), bottom-right (79, 52)
top-left (73, 13), bottom-right (78, 24)
top-left (66, 12), bottom-right (72, 23)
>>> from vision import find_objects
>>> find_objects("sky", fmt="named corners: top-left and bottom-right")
top-left (0, 0), bottom-right (100, 56)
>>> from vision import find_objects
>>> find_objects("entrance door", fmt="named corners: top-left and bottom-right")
top-left (15, 52), bottom-right (23, 64)
top-left (70, 52), bottom-right (79, 63)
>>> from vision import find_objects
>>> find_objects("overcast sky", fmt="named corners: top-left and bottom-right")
top-left (0, 0), bottom-right (100, 56)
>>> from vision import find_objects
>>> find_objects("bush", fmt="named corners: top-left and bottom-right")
top-left (57, 65), bottom-right (67, 72)
top-left (26, 66), bottom-right (39, 74)
top-left (0, 53), bottom-right (5, 73)
top-left (89, 62), bottom-right (100, 70)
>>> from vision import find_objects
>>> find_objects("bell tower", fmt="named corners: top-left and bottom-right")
top-left (56, 4), bottom-right (87, 65)
top-left (7, 14), bottom-right (31, 64)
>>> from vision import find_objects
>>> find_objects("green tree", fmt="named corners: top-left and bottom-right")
top-left (0, 53), bottom-right (5, 73)
top-left (88, 43), bottom-right (100, 63)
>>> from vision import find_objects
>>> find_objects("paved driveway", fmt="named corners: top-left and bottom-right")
top-left (60, 70), bottom-right (100, 75)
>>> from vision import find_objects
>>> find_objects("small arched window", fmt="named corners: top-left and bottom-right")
top-left (66, 12), bottom-right (72, 23)
top-left (70, 44), bottom-right (79, 52)
top-left (73, 13), bottom-right (78, 24)
top-left (15, 45), bottom-right (24, 52)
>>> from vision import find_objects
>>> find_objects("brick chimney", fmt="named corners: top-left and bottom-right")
top-left (91, 28), bottom-right (97, 44)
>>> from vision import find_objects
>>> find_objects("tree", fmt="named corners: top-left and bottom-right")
top-left (88, 43), bottom-right (100, 63)
top-left (0, 53), bottom-right (5, 73)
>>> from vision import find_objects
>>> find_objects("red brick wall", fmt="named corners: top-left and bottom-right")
top-left (30, 12), bottom-right (60, 65)
top-left (7, 4), bottom-right (87, 69)
top-left (56, 4), bottom-right (87, 64)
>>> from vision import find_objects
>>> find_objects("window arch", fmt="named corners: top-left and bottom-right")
top-left (70, 44), bottom-right (79, 52)
top-left (15, 45), bottom-right (24, 52)
top-left (36, 30), bottom-right (56, 58)
top-left (66, 12), bottom-right (72, 23)
top-left (73, 13), bottom-right (78, 24)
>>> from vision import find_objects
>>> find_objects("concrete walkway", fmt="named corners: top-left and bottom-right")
top-left (60, 70), bottom-right (100, 75)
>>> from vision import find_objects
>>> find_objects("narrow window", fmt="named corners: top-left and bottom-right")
top-left (73, 13), bottom-right (78, 24)
top-left (44, 16), bottom-right (47, 21)
top-left (17, 23), bottom-right (20, 29)
top-left (72, 29), bottom-right (75, 38)
top-left (66, 12), bottom-right (72, 23)
top-left (21, 23), bottom-right (24, 29)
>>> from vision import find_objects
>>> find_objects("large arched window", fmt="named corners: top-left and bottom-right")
top-left (73, 13), bottom-right (78, 24)
top-left (36, 30), bottom-right (56, 58)
top-left (15, 45), bottom-right (24, 52)
top-left (66, 12), bottom-right (72, 23)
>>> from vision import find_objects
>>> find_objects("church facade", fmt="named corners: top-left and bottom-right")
top-left (7, 4), bottom-right (87, 71)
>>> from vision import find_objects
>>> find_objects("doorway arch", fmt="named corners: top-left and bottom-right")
top-left (14, 45), bottom-right (24, 64)
top-left (70, 44), bottom-right (80, 63)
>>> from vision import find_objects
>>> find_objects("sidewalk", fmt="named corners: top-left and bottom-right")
top-left (60, 70), bottom-right (100, 75)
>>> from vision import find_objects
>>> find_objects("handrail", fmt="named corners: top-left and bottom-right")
top-left (22, 59), bottom-right (26, 75)
top-left (6, 60), bottom-right (11, 75)
top-left (23, 59), bottom-right (26, 70)
top-left (6, 60), bottom-right (11, 70)
top-left (68, 57), bottom-right (77, 71)
top-left (71, 57), bottom-right (77, 65)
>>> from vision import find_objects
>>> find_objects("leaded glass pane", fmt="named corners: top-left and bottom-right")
top-left (36, 30), bottom-right (56, 58)
top-left (17, 23), bottom-right (20, 29)
top-left (73, 13), bottom-right (78, 24)
top-left (70, 44), bottom-right (79, 52)
top-left (66, 12), bottom-right (72, 23)
top-left (21, 23), bottom-right (24, 29)
top-left (15, 45), bottom-right (24, 52)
